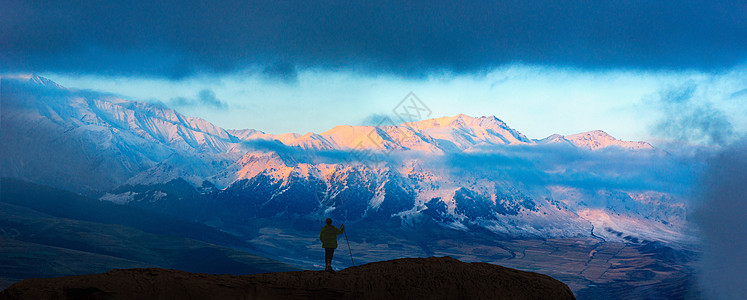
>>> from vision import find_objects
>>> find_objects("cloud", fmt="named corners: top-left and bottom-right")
top-left (652, 82), bottom-right (736, 146)
top-left (692, 140), bottom-right (747, 299)
top-left (169, 89), bottom-right (227, 109)
top-left (435, 144), bottom-right (698, 193)
top-left (240, 138), bottom-right (698, 196)
top-left (359, 114), bottom-right (399, 126)
top-left (730, 88), bottom-right (747, 99)
top-left (1, 0), bottom-right (744, 78)
top-left (197, 89), bottom-right (226, 109)
top-left (262, 61), bottom-right (299, 83)
top-left (237, 138), bottom-right (356, 165)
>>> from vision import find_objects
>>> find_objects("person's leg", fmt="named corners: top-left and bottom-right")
top-left (330, 248), bottom-right (335, 266)
top-left (325, 248), bottom-right (333, 270)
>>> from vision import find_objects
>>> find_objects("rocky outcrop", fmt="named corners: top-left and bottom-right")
top-left (1, 257), bottom-right (575, 299)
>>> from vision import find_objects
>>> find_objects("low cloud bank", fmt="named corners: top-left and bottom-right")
top-left (438, 144), bottom-right (700, 194)
top-left (240, 139), bottom-right (701, 197)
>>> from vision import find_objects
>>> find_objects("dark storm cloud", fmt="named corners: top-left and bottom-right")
top-left (262, 61), bottom-right (299, 83)
top-left (692, 140), bottom-right (747, 299)
top-left (2, 0), bottom-right (745, 78)
top-left (170, 89), bottom-right (227, 109)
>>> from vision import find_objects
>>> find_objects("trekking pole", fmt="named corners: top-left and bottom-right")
top-left (344, 230), bottom-right (354, 266)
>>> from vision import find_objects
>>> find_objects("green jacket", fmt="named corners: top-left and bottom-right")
top-left (320, 224), bottom-right (344, 249)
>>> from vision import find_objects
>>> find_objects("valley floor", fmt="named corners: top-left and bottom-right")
top-left (234, 221), bottom-right (701, 299)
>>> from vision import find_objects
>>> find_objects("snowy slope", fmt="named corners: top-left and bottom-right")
top-left (122, 147), bottom-right (692, 245)
top-left (228, 114), bottom-right (535, 152)
top-left (1, 75), bottom-right (242, 191)
top-left (403, 114), bottom-right (534, 150)
top-left (3, 75), bottom-right (692, 246)
top-left (543, 130), bottom-right (654, 150)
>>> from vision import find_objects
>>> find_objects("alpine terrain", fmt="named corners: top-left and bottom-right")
top-left (1, 76), bottom-right (700, 298)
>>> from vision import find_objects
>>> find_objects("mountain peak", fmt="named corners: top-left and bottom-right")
top-left (399, 114), bottom-right (532, 148)
top-left (536, 134), bottom-right (573, 146)
top-left (29, 75), bottom-right (55, 86)
top-left (404, 114), bottom-right (508, 130)
top-left (3, 74), bottom-right (65, 89)
top-left (577, 129), bottom-right (611, 137)
top-left (565, 130), bottom-right (653, 150)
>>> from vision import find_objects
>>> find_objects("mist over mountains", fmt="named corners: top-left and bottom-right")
top-left (1, 75), bottom-right (697, 245)
top-left (0, 75), bottom-right (711, 298)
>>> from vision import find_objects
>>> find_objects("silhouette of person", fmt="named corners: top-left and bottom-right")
top-left (320, 218), bottom-right (345, 272)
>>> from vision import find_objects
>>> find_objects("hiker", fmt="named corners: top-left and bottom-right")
top-left (320, 218), bottom-right (344, 272)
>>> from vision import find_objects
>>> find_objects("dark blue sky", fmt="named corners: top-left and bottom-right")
top-left (2, 0), bottom-right (745, 78)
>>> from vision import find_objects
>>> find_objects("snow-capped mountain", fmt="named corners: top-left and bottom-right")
top-left (191, 148), bottom-right (689, 244)
top-left (403, 114), bottom-right (534, 149)
top-left (1, 75), bottom-right (241, 191)
top-left (227, 114), bottom-right (534, 152)
top-left (3, 75), bottom-right (690, 246)
top-left (538, 130), bottom-right (654, 150)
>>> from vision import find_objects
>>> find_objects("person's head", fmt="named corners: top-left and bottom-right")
top-left (325, 218), bottom-right (332, 225)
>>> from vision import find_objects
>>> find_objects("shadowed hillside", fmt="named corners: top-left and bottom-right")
top-left (1, 257), bottom-right (575, 300)
top-left (0, 178), bottom-right (298, 290)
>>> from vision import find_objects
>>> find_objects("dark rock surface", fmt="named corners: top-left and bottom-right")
top-left (1, 257), bottom-right (575, 300)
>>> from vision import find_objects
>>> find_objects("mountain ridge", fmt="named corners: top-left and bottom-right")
top-left (2, 75), bottom-right (690, 247)
top-left (2, 75), bottom-right (654, 192)
top-left (4, 75), bottom-right (652, 153)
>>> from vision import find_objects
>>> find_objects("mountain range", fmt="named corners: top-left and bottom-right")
top-left (1, 75), bottom-right (700, 297)
top-left (0, 74), bottom-right (653, 188)
top-left (1, 75), bottom-right (689, 245)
